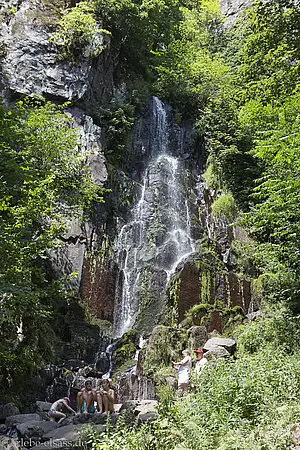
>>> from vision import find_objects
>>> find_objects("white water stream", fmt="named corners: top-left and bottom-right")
top-left (114, 97), bottom-right (195, 337)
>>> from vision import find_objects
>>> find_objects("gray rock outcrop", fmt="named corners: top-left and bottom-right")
top-left (16, 420), bottom-right (57, 439)
top-left (0, 403), bottom-right (19, 421)
top-left (205, 345), bottom-right (231, 359)
top-left (35, 401), bottom-right (52, 413)
top-left (219, 0), bottom-right (251, 25)
top-left (120, 399), bottom-right (158, 423)
top-left (188, 326), bottom-right (208, 350)
top-left (46, 110), bottom-right (108, 292)
top-left (6, 413), bottom-right (42, 428)
top-left (115, 371), bottom-right (156, 403)
top-left (0, 0), bottom-right (104, 101)
top-left (204, 337), bottom-right (236, 355)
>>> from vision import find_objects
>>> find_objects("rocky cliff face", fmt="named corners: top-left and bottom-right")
top-left (219, 0), bottom-right (251, 24)
top-left (0, 0), bottom-right (113, 104)
top-left (0, 0), bottom-right (255, 407)
top-left (0, 0), bottom-right (111, 292)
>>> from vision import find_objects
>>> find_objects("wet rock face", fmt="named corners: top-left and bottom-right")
top-left (176, 261), bottom-right (202, 321)
top-left (130, 97), bottom-right (196, 178)
top-left (81, 257), bottom-right (117, 322)
top-left (169, 256), bottom-right (252, 332)
top-left (114, 98), bottom-right (199, 336)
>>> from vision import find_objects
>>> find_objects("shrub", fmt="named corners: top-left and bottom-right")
top-left (85, 346), bottom-right (300, 449)
top-left (49, 2), bottom-right (105, 59)
top-left (211, 192), bottom-right (237, 221)
top-left (234, 313), bottom-right (300, 355)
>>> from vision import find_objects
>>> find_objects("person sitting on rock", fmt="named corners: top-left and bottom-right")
top-left (76, 380), bottom-right (96, 414)
top-left (96, 379), bottom-right (115, 415)
top-left (48, 397), bottom-right (77, 424)
top-left (172, 349), bottom-right (192, 393)
top-left (194, 348), bottom-right (208, 375)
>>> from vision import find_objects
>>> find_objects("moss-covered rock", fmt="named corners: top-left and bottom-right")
top-left (113, 330), bottom-right (138, 368)
top-left (167, 252), bottom-right (251, 331)
top-left (143, 325), bottom-right (188, 376)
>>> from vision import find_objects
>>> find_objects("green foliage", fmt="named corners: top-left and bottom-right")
top-left (113, 329), bottom-right (137, 367)
top-left (82, 412), bottom-right (179, 450)
top-left (143, 325), bottom-right (184, 376)
top-left (211, 193), bottom-right (237, 222)
top-left (86, 330), bottom-right (300, 449)
top-left (153, 1), bottom-right (228, 118)
top-left (239, 0), bottom-right (300, 102)
top-left (0, 98), bottom-right (102, 394)
top-left (94, 0), bottom-right (185, 76)
top-left (235, 311), bottom-right (300, 355)
top-left (203, 157), bottom-right (222, 191)
top-left (49, 1), bottom-right (105, 59)
top-left (238, 90), bottom-right (300, 310)
top-left (98, 100), bottom-right (135, 166)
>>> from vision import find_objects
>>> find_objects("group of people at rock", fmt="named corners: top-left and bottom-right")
top-left (48, 349), bottom-right (206, 423)
top-left (172, 348), bottom-right (208, 392)
top-left (48, 379), bottom-right (115, 423)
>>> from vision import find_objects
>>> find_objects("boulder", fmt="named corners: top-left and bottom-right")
top-left (0, 403), bottom-right (20, 421)
top-left (72, 412), bottom-right (119, 426)
top-left (16, 420), bottom-right (57, 439)
top-left (0, 424), bottom-right (7, 434)
top-left (134, 400), bottom-right (158, 416)
top-left (29, 422), bottom-right (108, 449)
top-left (35, 402), bottom-right (52, 413)
top-left (187, 326), bottom-right (208, 349)
top-left (6, 414), bottom-right (42, 428)
top-left (113, 404), bottom-right (123, 414)
top-left (43, 412), bottom-right (119, 429)
top-left (42, 423), bottom-right (86, 441)
top-left (205, 346), bottom-right (230, 359)
top-left (137, 412), bottom-right (157, 423)
top-left (0, 436), bottom-right (19, 450)
top-left (120, 399), bottom-right (158, 417)
top-left (120, 400), bottom-right (139, 415)
top-left (203, 337), bottom-right (236, 355)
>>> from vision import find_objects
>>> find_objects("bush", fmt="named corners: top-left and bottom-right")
top-left (85, 345), bottom-right (300, 449)
top-left (49, 2), bottom-right (104, 59)
top-left (234, 313), bottom-right (300, 355)
top-left (211, 193), bottom-right (237, 221)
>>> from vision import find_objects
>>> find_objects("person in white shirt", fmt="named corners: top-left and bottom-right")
top-left (172, 349), bottom-right (192, 392)
top-left (194, 348), bottom-right (208, 375)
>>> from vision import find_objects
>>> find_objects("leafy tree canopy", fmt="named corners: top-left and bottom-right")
top-left (0, 98), bottom-right (102, 392)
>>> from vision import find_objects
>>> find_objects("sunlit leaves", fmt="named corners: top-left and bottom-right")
top-left (0, 98), bottom-right (101, 390)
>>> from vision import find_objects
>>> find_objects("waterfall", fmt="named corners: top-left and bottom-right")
top-left (114, 97), bottom-right (195, 337)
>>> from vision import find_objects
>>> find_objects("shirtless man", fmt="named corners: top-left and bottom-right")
top-left (48, 397), bottom-right (77, 424)
top-left (96, 379), bottom-right (115, 414)
top-left (76, 380), bottom-right (96, 414)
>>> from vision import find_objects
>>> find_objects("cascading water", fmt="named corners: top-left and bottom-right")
top-left (114, 97), bottom-right (195, 337)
